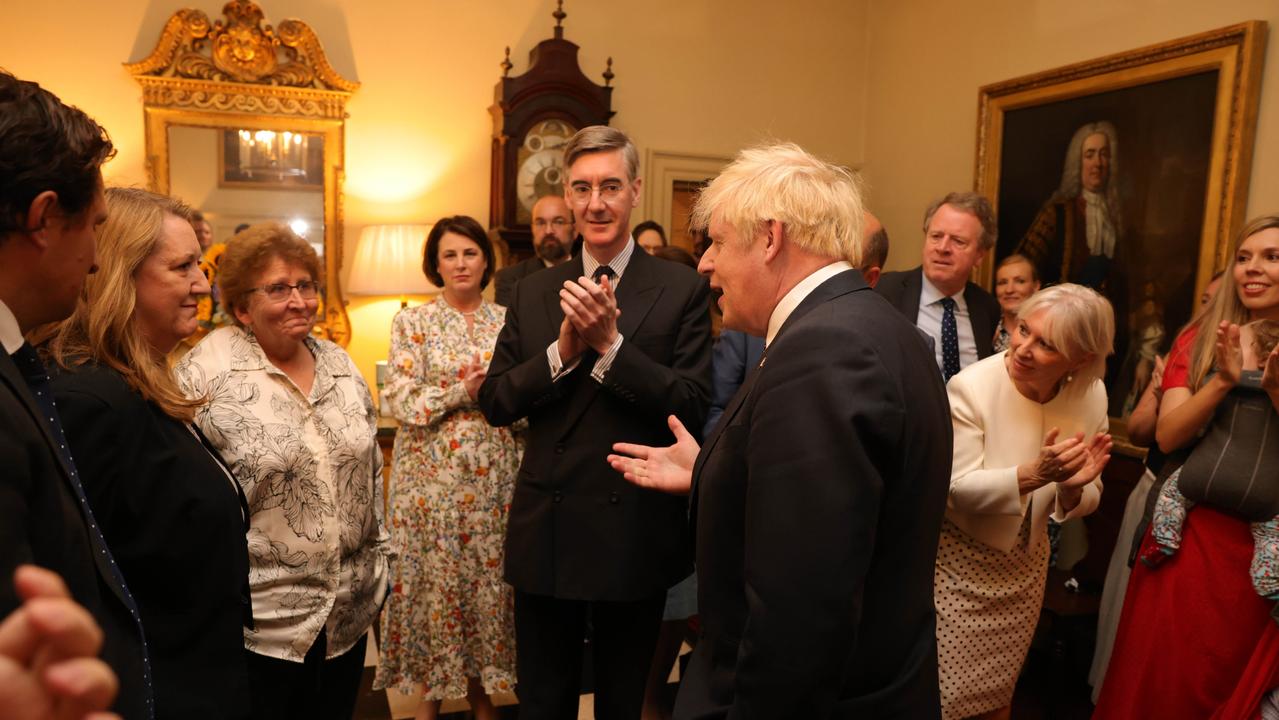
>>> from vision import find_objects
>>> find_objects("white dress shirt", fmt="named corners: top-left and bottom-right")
top-left (766, 261), bottom-right (854, 347)
top-left (0, 299), bottom-right (24, 353)
top-left (917, 273), bottom-right (979, 374)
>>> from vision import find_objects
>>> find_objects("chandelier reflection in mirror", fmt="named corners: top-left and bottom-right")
top-left (219, 128), bottom-right (324, 189)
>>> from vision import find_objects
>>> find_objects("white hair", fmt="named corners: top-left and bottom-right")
top-left (1016, 283), bottom-right (1115, 386)
top-left (691, 142), bottom-right (865, 264)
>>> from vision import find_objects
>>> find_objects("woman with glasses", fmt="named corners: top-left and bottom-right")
top-left (174, 223), bottom-right (389, 720)
top-left (373, 216), bottom-right (521, 720)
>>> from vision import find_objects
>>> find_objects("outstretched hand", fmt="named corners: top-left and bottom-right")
top-left (607, 415), bottom-right (700, 495)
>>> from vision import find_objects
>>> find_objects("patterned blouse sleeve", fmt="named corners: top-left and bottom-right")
top-left (383, 307), bottom-right (471, 428)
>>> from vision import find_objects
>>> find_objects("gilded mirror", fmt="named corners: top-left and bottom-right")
top-left (126, 0), bottom-right (356, 344)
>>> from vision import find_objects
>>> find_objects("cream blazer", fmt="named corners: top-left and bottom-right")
top-left (945, 353), bottom-right (1107, 552)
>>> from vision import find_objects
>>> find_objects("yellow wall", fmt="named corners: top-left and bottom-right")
top-left (4, 0), bottom-right (1277, 386)
top-left (1, 0), bottom-right (871, 387)
top-left (862, 0), bottom-right (1279, 272)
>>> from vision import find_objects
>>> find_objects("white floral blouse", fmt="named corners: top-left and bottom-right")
top-left (174, 326), bottom-right (389, 662)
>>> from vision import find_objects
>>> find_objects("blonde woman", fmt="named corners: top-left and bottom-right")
top-left (1095, 214), bottom-right (1279, 719)
top-left (935, 283), bottom-right (1113, 720)
top-left (45, 187), bottom-right (252, 719)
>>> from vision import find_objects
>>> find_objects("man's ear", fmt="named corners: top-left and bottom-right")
top-left (23, 191), bottom-right (60, 248)
top-left (863, 265), bottom-right (882, 288)
top-left (630, 177), bottom-right (643, 208)
top-left (761, 219), bottom-right (785, 263)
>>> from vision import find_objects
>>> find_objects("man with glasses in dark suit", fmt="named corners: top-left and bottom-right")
top-left (480, 125), bottom-right (711, 720)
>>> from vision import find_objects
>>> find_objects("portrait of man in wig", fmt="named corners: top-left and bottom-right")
top-left (1015, 121), bottom-right (1123, 292)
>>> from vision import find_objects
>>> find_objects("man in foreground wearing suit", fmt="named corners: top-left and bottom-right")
top-left (493, 194), bottom-right (576, 307)
top-left (610, 143), bottom-right (952, 718)
top-left (875, 191), bottom-right (1001, 381)
top-left (479, 125), bottom-right (711, 719)
top-left (0, 71), bottom-right (148, 717)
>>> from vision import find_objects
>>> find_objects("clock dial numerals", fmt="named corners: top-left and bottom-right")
top-left (515, 119), bottom-right (577, 224)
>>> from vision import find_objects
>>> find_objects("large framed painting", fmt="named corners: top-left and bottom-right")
top-left (974, 21), bottom-right (1267, 446)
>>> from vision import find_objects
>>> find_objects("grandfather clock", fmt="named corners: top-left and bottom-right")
top-left (489, 1), bottom-right (615, 258)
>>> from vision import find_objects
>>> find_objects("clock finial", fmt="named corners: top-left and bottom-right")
top-left (500, 46), bottom-right (513, 77)
top-left (553, 0), bottom-right (566, 39)
top-left (603, 57), bottom-right (614, 87)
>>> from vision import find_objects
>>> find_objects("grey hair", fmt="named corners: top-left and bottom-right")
top-left (1016, 283), bottom-right (1115, 386)
top-left (562, 125), bottom-right (639, 181)
top-left (1053, 121), bottom-right (1122, 233)
top-left (922, 191), bottom-right (997, 251)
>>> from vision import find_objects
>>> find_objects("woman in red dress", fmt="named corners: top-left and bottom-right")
top-left (1094, 214), bottom-right (1279, 719)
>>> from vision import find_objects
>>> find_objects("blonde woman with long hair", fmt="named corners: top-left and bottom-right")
top-left (43, 187), bottom-right (252, 719)
top-left (1095, 214), bottom-right (1279, 718)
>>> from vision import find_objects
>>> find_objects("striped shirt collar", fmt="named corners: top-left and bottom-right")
top-left (581, 237), bottom-right (636, 286)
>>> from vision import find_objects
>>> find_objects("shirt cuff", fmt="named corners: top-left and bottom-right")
top-left (590, 333), bottom-right (625, 383)
top-left (546, 340), bottom-right (581, 381)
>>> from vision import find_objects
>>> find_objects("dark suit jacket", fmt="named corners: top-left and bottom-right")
top-left (703, 330), bottom-right (765, 438)
top-left (677, 270), bottom-right (951, 719)
top-left (494, 256), bottom-right (550, 308)
top-left (0, 352), bottom-right (149, 720)
top-left (875, 265), bottom-right (1001, 360)
top-left (50, 363), bottom-right (252, 720)
top-left (479, 247), bottom-right (712, 601)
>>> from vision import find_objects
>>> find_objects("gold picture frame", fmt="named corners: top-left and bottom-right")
top-left (973, 21), bottom-right (1267, 453)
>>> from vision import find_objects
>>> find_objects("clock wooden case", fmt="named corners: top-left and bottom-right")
top-left (489, 6), bottom-right (614, 259)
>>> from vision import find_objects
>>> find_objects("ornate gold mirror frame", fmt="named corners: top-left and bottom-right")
top-left (126, 0), bottom-right (357, 344)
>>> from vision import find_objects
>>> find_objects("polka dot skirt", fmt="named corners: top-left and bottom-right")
top-left (934, 509), bottom-right (1050, 719)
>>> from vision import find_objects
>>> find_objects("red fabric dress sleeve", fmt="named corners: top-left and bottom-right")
top-left (1162, 326), bottom-right (1198, 391)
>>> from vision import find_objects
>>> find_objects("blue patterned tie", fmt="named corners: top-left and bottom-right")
top-left (9, 343), bottom-right (155, 719)
top-left (940, 297), bottom-right (960, 381)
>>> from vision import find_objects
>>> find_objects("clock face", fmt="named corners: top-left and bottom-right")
top-left (516, 118), bottom-right (577, 224)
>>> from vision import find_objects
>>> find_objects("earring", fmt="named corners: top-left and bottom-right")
top-left (1065, 372), bottom-right (1074, 384)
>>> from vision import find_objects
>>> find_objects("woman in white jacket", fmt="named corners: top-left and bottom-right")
top-left (935, 283), bottom-right (1114, 720)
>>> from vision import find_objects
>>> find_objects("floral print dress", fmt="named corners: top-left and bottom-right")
top-left (374, 299), bottom-right (523, 701)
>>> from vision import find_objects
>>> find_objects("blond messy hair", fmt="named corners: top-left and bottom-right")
top-left (691, 142), bottom-right (865, 265)
top-left (47, 187), bottom-right (204, 422)
top-left (1015, 283), bottom-right (1115, 386)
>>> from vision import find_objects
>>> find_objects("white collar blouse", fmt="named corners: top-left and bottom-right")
top-left (174, 326), bottom-right (390, 662)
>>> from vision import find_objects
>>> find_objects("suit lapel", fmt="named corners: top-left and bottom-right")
top-left (904, 266), bottom-right (924, 323)
top-left (0, 352), bottom-right (77, 483)
top-left (541, 256), bottom-right (583, 335)
top-left (964, 283), bottom-right (996, 358)
top-left (614, 251), bottom-right (663, 339)
top-left (0, 354), bottom-right (133, 609)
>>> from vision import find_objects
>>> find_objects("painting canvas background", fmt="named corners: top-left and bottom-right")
top-left (994, 70), bottom-right (1219, 414)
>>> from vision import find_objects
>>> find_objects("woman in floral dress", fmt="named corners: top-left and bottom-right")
top-left (374, 216), bottom-right (522, 720)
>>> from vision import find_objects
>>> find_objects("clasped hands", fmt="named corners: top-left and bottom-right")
top-left (557, 275), bottom-right (621, 364)
top-left (1019, 427), bottom-right (1112, 512)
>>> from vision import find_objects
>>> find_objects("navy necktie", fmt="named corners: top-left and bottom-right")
top-left (592, 264), bottom-right (616, 283)
top-left (9, 343), bottom-right (155, 719)
top-left (940, 297), bottom-right (960, 381)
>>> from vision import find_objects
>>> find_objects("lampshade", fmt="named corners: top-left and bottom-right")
top-left (347, 224), bottom-right (436, 296)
